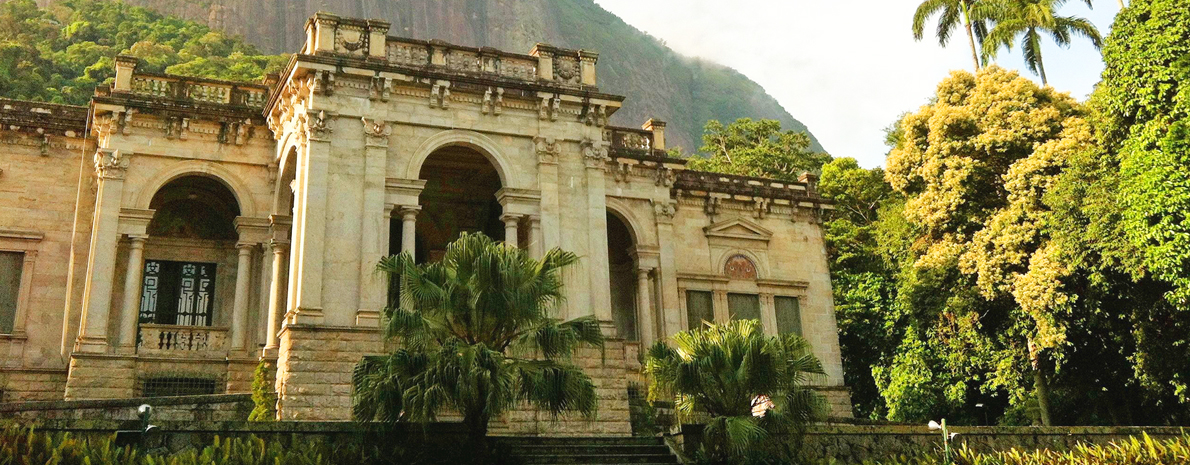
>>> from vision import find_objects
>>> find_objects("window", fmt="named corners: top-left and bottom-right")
top-left (140, 260), bottom-right (217, 326)
top-left (775, 296), bottom-right (802, 336)
top-left (727, 293), bottom-right (762, 324)
top-left (685, 290), bottom-right (714, 330)
top-left (141, 376), bottom-right (218, 397)
top-left (0, 251), bottom-right (24, 334)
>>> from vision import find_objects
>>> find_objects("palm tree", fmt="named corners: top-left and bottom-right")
top-left (913, 0), bottom-right (994, 72)
top-left (981, 0), bottom-right (1103, 85)
top-left (645, 320), bottom-right (827, 463)
top-left (352, 232), bottom-right (605, 457)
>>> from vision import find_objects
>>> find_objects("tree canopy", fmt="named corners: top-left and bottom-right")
top-left (684, 118), bottom-right (831, 181)
top-left (0, 0), bottom-right (287, 105)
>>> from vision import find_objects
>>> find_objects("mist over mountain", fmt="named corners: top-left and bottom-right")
top-left (98, 0), bottom-right (824, 152)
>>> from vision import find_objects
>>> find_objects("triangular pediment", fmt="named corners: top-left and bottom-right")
top-left (703, 217), bottom-right (773, 243)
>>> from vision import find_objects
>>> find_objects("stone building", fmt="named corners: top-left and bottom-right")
top-left (0, 13), bottom-right (848, 431)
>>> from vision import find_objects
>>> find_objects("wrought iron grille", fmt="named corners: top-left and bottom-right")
top-left (141, 376), bottom-right (219, 397)
top-left (139, 260), bottom-right (216, 326)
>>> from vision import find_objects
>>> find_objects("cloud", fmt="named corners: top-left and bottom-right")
top-left (593, 0), bottom-right (1116, 168)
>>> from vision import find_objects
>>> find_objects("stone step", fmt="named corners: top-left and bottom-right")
top-left (498, 436), bottom-right (664, 446)
top-left (511, 453), bottom-right (678, 464)
top-left (507, 445), bottom-right (673, 456)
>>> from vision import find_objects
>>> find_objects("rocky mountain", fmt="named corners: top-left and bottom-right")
top-left (97, 0), bottom-right (823, 152)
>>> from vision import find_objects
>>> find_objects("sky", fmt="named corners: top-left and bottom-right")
top-left (592, 0), bottom-right (1121, 168)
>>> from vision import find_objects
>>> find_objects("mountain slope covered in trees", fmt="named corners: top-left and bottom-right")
top-left (70, 0), bottom-right (821, 152)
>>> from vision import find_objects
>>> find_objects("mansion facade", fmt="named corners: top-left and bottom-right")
top-left (0, 14), bottom-right (848, 431)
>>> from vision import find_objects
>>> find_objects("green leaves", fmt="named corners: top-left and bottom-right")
top-left (354, 233), bottom-right (604, 439)
top-left (645, 320), bottom-right (826, 462)
top-left (0, 0), bottom-right (286, 104)
top-left (685, 118), bottom-right (830, 181)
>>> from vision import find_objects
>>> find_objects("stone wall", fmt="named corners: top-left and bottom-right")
top-left (0, 393), bottom-right (252, 422)
top-left (274, 325), bottom-right (383, 421)
top-left (0, 369), bottom-right (67, 402)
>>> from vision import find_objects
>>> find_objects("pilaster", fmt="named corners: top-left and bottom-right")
top-left (76, 149), bottom-right (129, 354)
top-left (357, 118), bottom-right (390, 328)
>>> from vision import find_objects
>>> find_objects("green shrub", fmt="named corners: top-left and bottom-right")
top-left (247, 360), bottom-right (277, 422)
top-left (810, 432), bottom-right (1190, 465)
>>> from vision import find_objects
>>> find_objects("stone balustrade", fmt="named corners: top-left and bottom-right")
top-left (137, 324), bottom-right (228, 357)
top-left (607, 126), bottom-right (654, 153)
top-left (303, 12), bottom-right (598, 88)
top-left (127, 74), bottom-right (268, 108)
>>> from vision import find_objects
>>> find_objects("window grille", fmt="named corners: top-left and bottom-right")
top-left (0, 251), bottom-right (24, 334)
top-left (685, 290), bottom-right (714, 331)
top-left (775, 296), bottom-right (803, 336)
top-left (140, 260), bottom-right (216, 326)
top-left (141, 376), bottom-right (219, 397)
top-left (727, 293), bottom-right (762, 325)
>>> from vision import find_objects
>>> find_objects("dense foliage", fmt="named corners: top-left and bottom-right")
top-left (0, 0), bottom-right (286, 104)
top-left (645, 320), bottom-right (826, 463)
top-left (812, 433), bottom-right (1190, 465)
top-left (817, 0), bottom-right (1190, 425)
top-left (352, 233), bottom-right (604, 454)
top-left (247, 360), bottom-right (277, 422)
top-left (0, 425), bottom-right (331, 464)
top-left (684, 118), bottom-right (831, 181)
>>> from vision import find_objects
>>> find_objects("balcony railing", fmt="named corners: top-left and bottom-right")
top-left (606, 126), bottom-right (654, 152)
top-left (137, 324), bottom-right (228, 357)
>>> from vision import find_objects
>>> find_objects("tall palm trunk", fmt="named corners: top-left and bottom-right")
top-left (1035, 43), bottom-right (1048, 86)
top-left (1117, 0), bottom-right (1125, 8)
top-left (1028, 338), bottom-right (1053, 426)
top-left (961, 1), bottom-right (981, 71)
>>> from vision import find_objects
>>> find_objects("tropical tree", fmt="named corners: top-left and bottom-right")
top-left (352, 232), bottom-right (605, 457)
top-left (685, 118), bottom-right (830, 182)
top-left (645, 320), bottom-right (826, 463)
top-left (912, 0), bottom-right (993, 71)
top-left (980, 0), bottom-right (1103, 85)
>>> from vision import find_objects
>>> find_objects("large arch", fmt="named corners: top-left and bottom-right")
top-left (607, 211), bottom-right (639, 341)
top-left (404, 144), bottom-right (506, 264)
top-left (405, 129), bottom-right (522, 189)
top-left (272, 145), bottom-right (299, 216)
top-left (604, 199), bottom-right (652, 247)
top-left (135, 160), bottom-right (260, 218)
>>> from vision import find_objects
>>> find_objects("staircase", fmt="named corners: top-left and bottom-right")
top-left (500, 436), bottom-right (680, 465)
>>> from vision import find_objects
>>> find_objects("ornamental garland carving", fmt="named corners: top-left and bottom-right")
top-left (481, 87), bottom-right (504, 115)
top-left (361, 117), bottom-right (391, 146)
top-left (94, 149), bottom-right (129, 180)
top-left (309, 110), bottom-right (333, 141)
top-left (534, 136), bottom-right (561, 165)
top-left (580, 138), bottom-right (610, 169)
top-left (653, 200), bottom-right (678, 223)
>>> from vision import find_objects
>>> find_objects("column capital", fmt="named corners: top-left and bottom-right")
top-left (235, 242), bottom-right (258, 252)
top-left (500, 213), bottom-right (525, 224)
top-left (127, 234), bottom-right (148, 245)
top-left (398, 205), bottom-right (422, 219)
top-left (268, 239), bottom-right (289, 252)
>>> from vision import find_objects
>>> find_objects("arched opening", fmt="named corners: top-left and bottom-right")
top-left (140, 175), bottom-right (241, 327)
top-left (400, 145), bottom-right (504, 263)
top-left (607, 212), bottom-right (638, 341)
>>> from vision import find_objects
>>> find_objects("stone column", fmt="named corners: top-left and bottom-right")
top-left (502, 214), bottom-right (521, 248)
top-left (528, 215), bottom-right (543, 259)
top-left (399, 206), bottom-right (420, 260)
top-left (636, 268), bottom-right (656, 348)
top-left (77, 149), bottom-right (129, 354)
top-left (358, 118), bottom-right (390, 327)
top-left (263, 240), bottom-right (287, 355)
top-left (230, 243), bottom-right (255, 351)
top-left (116, 235), bottom-right (146, 354)
top-left (582, 140), bottom-right (613, 327)
top-left (290, 123), bottom-right (332, 325)
top-left (653, 200), bottom-right (682, 337)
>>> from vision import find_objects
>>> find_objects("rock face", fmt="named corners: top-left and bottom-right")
top-left (101, 0), bottom-right (823, 152)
